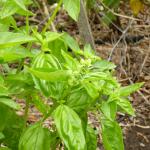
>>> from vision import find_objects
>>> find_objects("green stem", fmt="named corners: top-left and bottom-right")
top-left (23, 97), bottom-right (30, 129)
top-left (42, 0), bottom-right (63, 34)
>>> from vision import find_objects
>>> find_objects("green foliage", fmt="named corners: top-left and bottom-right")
top-left (19, 123), bottom-right (52, 150)
top-left (63, 0), bottom-right (80, 21)
top-left (0, 0), bottom-right (143, 150)
top-left (53, 105), bottom-right (86, 150)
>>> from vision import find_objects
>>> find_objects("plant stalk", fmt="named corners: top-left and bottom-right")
top-left (23, 97), bottom-right (30, 129)
top-left (42, 0), bottom-right (63, 34)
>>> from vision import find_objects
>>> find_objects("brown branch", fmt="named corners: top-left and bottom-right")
top-left (78, 0), bottom-right (95, 50)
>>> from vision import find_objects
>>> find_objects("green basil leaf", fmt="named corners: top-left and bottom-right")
top-left (118, 83), bottom-right (144, 97)
top-left (53, 105), bottom-right (86, 150)
top-left (12, 0), bottom-right (32, 14)
top-left (117, 98), bottom-right (135, 116)
top-left (0, 46), bottom-right (33, 63)
top-left (101, 118), bottom-right (124, 150)
top-left (0, 32), bottom-right (36, 48)
top-left (86, 125), bottom-right (97, 150)
top-left (61, 50), bottom-right (79, 70)
top-left (28, 68), bottom-right (72, 82)
top-left (62, 33), bottom-right (80, 51)
top-left (0, 98), bottom-right (20, 110)
top-left (31, 53), bottom-right (68, 99)
top-left (19, 123), bottom-right (51, 150)
top-left (100, 101), bottom-right (117, 120)
top-left (0, 0), bottom-right (32, 18)
top-left (93, 60), bottom-right (116, 71)
top-left (48, 38), bottom-right (67, 61)
top-left (66, 87), bottom-right (93, 112)
top-left (82, 81), bottom-right (99, 99)
top-left (63, 0), bottom-right (80, 21)
top-left (45, 32), bottom-right (63, 42)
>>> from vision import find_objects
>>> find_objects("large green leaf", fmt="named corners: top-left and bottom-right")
top-left (66, 87), bottom-right (92, 112)
top-left (28, 68), bottom-right (72, 82)
top-left (101, 118), bottom-right (124, 150)
top-left (63, 0), bottom-right (80, 21)
top-left (19, 123), bottom-right (51, 150)
top-left (0, 32), bottom-right (36, 48)
top-left (53, 105), bottom-right (86, 150)
top-left (31, 53), bottom-right (68, 99)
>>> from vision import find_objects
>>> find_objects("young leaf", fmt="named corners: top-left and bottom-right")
top-left (53, 105), bottom-right (86, 150)
top-left (62, 33), bottom-right (80, 51)
top-left (0, 32), bottom-right (36, 48)
top-left (48, 38), bottom-right (67, 61)
top-left (117, 98), bottom-right (135, 116)
top-left (63, 0), bottom-right (80, 21)
top-left (61, 50), bottom-right (79, 70)
top-left (101, 118), bottom-right (124, 150)
top-left (45, 32), bottom-right (63, 42)
top-left (19, 123), bottom-right (51, 150)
